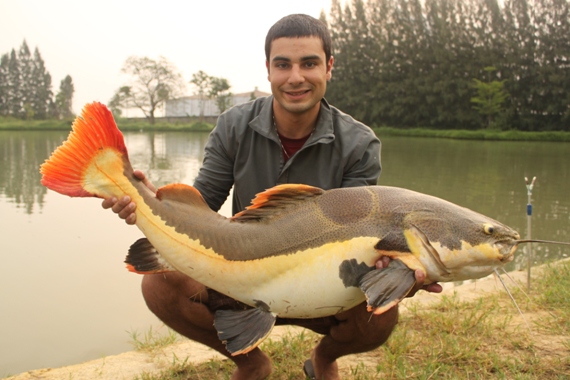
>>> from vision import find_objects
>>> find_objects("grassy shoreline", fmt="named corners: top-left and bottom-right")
top-left (373, 126), bottom-right (570, 142)
top-left (1, 118), bottom-right (569, 141)
top-left (132, 260), bottom-right (570, 379)
top-left (0, 118), bottom-right (216, 132)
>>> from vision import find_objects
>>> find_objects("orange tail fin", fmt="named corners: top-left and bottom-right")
top-left (40, 102), bottom-right (127, 198)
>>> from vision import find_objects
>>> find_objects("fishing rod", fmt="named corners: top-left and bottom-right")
top-left (524, 176), bottom-right (536, 291)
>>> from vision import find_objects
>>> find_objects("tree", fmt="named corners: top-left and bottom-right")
top-left (108, 86), bottom-right (131, 118)
top-left (190, 70), bottom-right (211, 119)
top-left (30, 47), bottom-right (53, 119)
top-left (0, 54), bottom-right (8, 116)
top-left (209, 77), bottom-right (232, 114)
top-left (471, 67), bottom-right (509, 129)
top-left (5, 49), bottom-right (21, 117)
top-left (0, 41), bottom-right (56, 119)
top-left (110, 56), bottom-right (185, 124)
top-left (54, 75), bottom-right (74, 119)
top-left (190, 71), bottom-right (233, 117)
top-left (18, 41), bottom-right (34, 119)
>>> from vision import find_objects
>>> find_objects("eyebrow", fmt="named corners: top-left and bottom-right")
top-left (271, 54), bottom-right (323, 63)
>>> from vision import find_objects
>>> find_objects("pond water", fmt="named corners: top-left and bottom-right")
top-left (0, 130), bottom-right (568, 377)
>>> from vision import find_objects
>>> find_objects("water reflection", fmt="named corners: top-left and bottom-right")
top-left (0, 131), bottom-right (66, 214)
top-left (124, 131), bottom-right (210, 188)
top-left (0, 131), bottom-right (568, 376)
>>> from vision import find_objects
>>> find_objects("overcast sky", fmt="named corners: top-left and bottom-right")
top-left (0, 0), bottom-right (336, 115)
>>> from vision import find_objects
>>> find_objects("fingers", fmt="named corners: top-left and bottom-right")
top-left (133, 170), bottom-right (146, 181)
top-left (375, 256), bottom-right (391, 269)
top-left (101, 195), bottom-right (137, 225)
top-left (414, 268), bottom-right (426, 285)
top-left (375, 256), bottom-right (443, 296)
top-left (133, 170), bottom-right (157, 193)
top-left (101, 197), bottom-right (117, 210)
top-left (423, 283), bottom-right (443, 294)
top-left (124, 212), bottom-right (137, 225)
top-left (114, 197), bottom-right (136, 220)
top-left (100, 170), bottom-right (148, 226)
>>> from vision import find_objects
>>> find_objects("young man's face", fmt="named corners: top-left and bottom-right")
top-left (266, 36), bottom-right (333, 116)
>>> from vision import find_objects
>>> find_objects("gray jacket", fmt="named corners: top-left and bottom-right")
top-left (194, 96), bottom-right (381, 215)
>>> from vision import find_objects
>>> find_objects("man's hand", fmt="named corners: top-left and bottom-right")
top-left (101, 170), bottom-right (155, 225)
top-left (375, 256), bottom-right (443, 296)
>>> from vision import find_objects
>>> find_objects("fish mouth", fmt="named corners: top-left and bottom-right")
top-left (498, 238), bottom-right (570, 265)
top-left (496, 241), bottom-right (519, 263)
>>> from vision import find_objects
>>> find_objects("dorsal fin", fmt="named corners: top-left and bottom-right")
top-left (156, 183), bottom-right (211, 210)
top-left (231, 184), bottom-right (325, 222)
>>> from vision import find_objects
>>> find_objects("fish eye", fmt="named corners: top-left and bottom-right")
top-left (483, 224), bottom-right (495, 235)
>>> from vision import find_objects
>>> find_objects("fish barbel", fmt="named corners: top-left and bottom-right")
top-left (40, 102), bottom-right (532, 355)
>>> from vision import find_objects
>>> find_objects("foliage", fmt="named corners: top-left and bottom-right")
top-left (209, 77), bottom-right (232, 114)
top-left (323, 0), bottom-right (570, 131)
top-left (190, 70), bottom-right (233, 118)
top-left (108, 86), bottom-right (132, 118)
top-left (470, 67), bottom-right (510, 129)
top-left (54, 75), bottom-right (75, 119)
top-left (190, 70), bottom-right (211, 119)
top-left (110, 56), bottom-right (186, 124)
top-left (0, 40), bottom-right (63, 120)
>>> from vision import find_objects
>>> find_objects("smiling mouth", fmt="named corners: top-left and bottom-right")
top-left (285, 89), bottom-right (310, 97)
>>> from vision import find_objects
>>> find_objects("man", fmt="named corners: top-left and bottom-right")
top-left (104, 14), bottom-right (441, 380)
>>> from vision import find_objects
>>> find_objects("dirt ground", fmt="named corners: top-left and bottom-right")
top-left (5, 268), bottom-right (553, 380)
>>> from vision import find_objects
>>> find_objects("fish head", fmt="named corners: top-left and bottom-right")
top-left (402, 206), bottom-right (521, 283)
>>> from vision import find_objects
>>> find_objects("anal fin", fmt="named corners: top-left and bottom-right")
top-left (359, 259), bottom-right (416, 315)
top-left (124, 238), bottom-right (176, 274)
top-left (214, 300), bottom-right (277, 356)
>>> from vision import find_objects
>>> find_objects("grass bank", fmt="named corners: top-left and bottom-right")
top-left (374, 126), bottom-right (570, 142)
top-left (130, 260), bottom-right (570, 379)
top-left (0, 117), bottom-right (215, 132)
top-left (2, 117), bottom-right (569, 141)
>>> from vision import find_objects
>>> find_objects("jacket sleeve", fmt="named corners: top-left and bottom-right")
top-left (193, 114), bottom-right (235, 212)
top-left (341, 135), bottom-right (382, 188)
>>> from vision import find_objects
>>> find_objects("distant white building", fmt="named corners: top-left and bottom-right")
top-left (165, 88), bottom-right (270, 117)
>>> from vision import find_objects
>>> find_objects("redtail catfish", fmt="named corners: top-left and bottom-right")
top-left (41, 102), bottom-right (564, 356)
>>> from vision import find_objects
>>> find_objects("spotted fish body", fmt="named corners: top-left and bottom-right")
top-left (40, 102), bottom-right (520, 355)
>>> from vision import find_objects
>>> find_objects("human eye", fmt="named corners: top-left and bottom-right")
top-left (304, 61), bottom-right (318, 69)
top-left (274, 61), bottom-right (290, 70)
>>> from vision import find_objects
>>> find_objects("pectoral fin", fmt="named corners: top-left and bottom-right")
top-left (124, 238), bottom-right (176, 274)
top-left (359, 259), bottom-right (416, 315)
top-left (406, 224), bottom-right (451, 278)
top-left (214, 300), bottom-right (277, 356)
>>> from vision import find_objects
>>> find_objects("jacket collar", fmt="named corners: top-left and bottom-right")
top-left (250, 95), bottom-right (335, 144)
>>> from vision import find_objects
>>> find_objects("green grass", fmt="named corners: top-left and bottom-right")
top-left (116, 119), bottom-right (214, 132)
top-left (0, 117), bottom-right (76, 130)
top-left (130, 260), bottom-right (570, 379)
top-left (127, 324), bottom-right (180, 352)
top-left (0, 117), bottom-right (215, 132)
top-left (373, 126), bottom-right (570, 142)
top-left (2, 117), bottom-right (570, 140)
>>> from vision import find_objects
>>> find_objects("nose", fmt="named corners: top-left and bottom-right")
top-left (288, 65), bottom-right (305, 85)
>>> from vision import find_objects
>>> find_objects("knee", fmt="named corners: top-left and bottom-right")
top-left (141, 272), bottom-right (204, 318)
top-left (362, 305), bottom-right (399, 349)
top-left (141, 273), bottom-right (172, 317)
top-left (334, 304), bottom-right (399, 349)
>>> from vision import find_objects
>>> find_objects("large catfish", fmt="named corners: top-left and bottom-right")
top-left (40, 102), bottom-right (534, 356)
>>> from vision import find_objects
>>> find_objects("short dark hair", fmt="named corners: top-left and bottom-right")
top-left (265, 14), bottom-right (332, 62)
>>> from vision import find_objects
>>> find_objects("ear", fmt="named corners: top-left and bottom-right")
top-left (266, 60), bottom-right (270, 80)
top-left (326, 56), bottom-right (334, 81)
